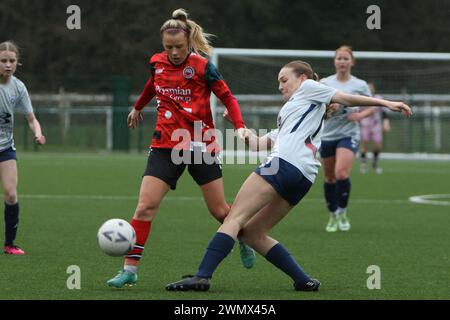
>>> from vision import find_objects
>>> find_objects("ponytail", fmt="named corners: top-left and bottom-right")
top-left (160, 8), bottom-right (214, 56)
top-left (313, 72), bottom-right (320, 81)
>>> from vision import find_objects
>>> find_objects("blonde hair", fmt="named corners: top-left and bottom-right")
top-left (0, 41), bottom-right (20, 59)
top-left (335, 45), bottom-right (355, 61)
top-left (283, 60), bottom-right (319, 81)
top-left (160, 8), bottom-right (214, 56)
top-left (0, 41), bottom-right (22, 67)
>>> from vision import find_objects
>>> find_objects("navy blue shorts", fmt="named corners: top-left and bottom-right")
top-left (319, 137), bottom-right (359, 158)
top-left (254, 157), bottom-right (312, 206)
top-left (0, 147), bottom-right (17, 162)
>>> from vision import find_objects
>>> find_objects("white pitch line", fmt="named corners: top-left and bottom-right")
top-left (408, 194), bottom-right (450, 206)
top-left (20, 194), bottom-right (411, 205)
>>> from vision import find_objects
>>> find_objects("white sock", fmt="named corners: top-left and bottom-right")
top-left (124, 265), bottom-right (137, 274)
top-left (336, 207), bottom-right (347, 216)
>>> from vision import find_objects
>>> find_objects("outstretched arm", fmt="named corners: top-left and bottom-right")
top-left (212, 81), bottom-right (245, 129)
top-left (241, 129), bottom-right (273, 152)
top-left (26, 112), bottom-right (46, 144)
top-left (331, 91), bottom-right (412, 117)
top-left (347, 107), bottom-right (376, 122)
top-left (223, 111), bottom-right (273, 151)
top-left (206, 61), bottom-right (245, 129)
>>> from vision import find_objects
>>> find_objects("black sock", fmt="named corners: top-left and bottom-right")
top-left (4, 202), bottom-right (19, 246)
top-left (324, 182), bottom-right (337, 213)
top-left (336, 179), bottom-right (351, 209)
top-left (373, 151), bottom-right (379, 168)
top-left (360, 152), bottom-right (367, 164)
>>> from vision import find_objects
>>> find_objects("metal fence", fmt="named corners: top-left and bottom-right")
top-left (13, 105), bottom-right (450, 155)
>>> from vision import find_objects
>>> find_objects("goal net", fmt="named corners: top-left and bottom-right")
top-left (211, 48), bottom-right (450, 158)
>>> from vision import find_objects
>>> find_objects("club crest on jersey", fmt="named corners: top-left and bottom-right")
top-left (183, 66), bottom-right (195, 79)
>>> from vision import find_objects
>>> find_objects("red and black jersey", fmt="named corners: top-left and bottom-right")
top-left (134, 51), bottom-right (244, 151)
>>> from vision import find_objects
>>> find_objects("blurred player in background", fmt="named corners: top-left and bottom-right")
top-left (359, 82), bottom-right (391, 174)
top-left (319, 45), bottom-right (373, 233)
top-left (165, 60), bottom-right (412, 292)
top-left (106, 9), bottom-right (255, 288)
top-left (0, 41), bottom-right (46, 255)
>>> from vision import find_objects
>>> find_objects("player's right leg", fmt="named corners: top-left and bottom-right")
top-left (240, 195), bottom-right (320, 291)
top-left (167, 173), bottom-right (276, 291)
top-left (0, 153), bottom-right (24, 255)
top-left (200, 180), bottom-right (256, 269)
top-left (107, 149), bottom-right (176, 288)
top-left (193, 155), bottom-right (256, 269)
top-left (106, 176), bottom-right (170, 288)
top-left (320, 148), bottom-right (338, 232)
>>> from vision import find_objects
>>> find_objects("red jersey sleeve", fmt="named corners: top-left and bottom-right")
top-left (205, 61), bottom-right (245, 129)
top-left (134, 75), bottom-right (156, 111)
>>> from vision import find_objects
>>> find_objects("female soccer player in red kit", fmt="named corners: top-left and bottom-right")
top-left (107, 8), bottom-right (255, 288)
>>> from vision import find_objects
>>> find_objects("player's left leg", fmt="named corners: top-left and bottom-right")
top-left (372, 142), bottom-right (383, 173)
top-left (359, 140), bottom-right (369, 173)
top-left (199, 178), bottom-right (229, 223)
top-left (372, 128), bottom-right (383, 174)
top-left (240, 196), bottom-right (320, 291)
top-left (360, 126), bottom-right (370, 174)
top-left (322, 156), bottom-right (339, 232)
top-left (0, 159), bottom-right (24, 255)
top-left (334, 146), bottom-right (357, 231)
top-left (320, 140), bottom-right (340, 232)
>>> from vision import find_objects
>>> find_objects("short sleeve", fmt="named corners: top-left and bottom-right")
top-left (301, 80), bottom-right (338, 105)
top-left (204, 61), bottom-right (224, 86)
top-left (360, 81), bottom-right (372, 97)
top-left (16, 83), bottom-right (34, 114)
top-left (262, 129), bottom-right (279, 142)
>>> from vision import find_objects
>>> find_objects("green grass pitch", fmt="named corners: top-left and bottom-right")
top-left (1, 152), bottom-right (449, 300)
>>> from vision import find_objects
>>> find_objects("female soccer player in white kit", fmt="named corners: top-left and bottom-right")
top-left (0, 41), bottom-right (46, 255)
top-left (319, 45), bottom-right (373, 232)
top-left (166, 60), bottom-right (412, 292)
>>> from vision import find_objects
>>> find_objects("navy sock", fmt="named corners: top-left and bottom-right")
top-left (336, 179), bottom-right (351, 209)
top-left (4, 202), bottom-right (19, 246)
top-left (265, 243), bottom-right (310, 284)
top-left (324, 182), bottom-right (337, 213)
top-left (196, 232), bottom-right (235, 279)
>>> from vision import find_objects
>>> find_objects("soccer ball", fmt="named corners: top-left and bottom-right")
top-left (97, 219), bottom-right (136, 257)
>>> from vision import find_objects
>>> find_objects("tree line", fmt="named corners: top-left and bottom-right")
top-left (1, 0), bottom-right (448, 92)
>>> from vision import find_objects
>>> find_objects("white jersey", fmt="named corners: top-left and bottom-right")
top-left (0, 76), bottom-right (34, 151)
top-left (320, 75), bottom-right (371, 141)
top-left (263, 79), bottom-right (337, 183)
